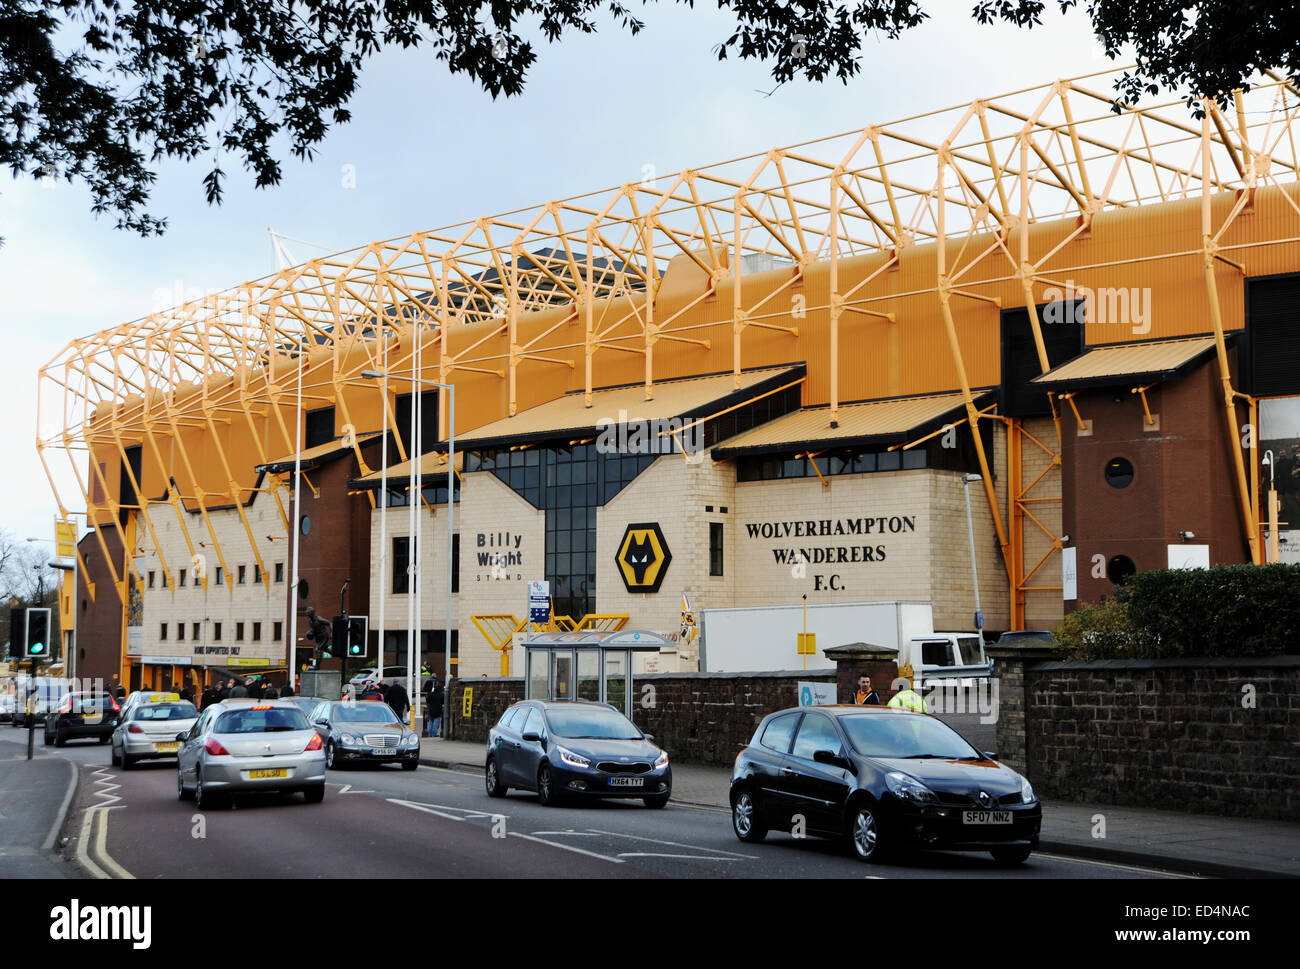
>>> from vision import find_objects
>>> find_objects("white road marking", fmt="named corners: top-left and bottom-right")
top-left (507, 831), bottom-right (624, 863)
top-left (584, 828), bottom-right (759, 860)
top-left (387, 798), bottom-right (507, 822)
top-left (1033, 852), bottom-right (1200, 878)
top-left (616, 852), bottom-right (746, 861)
top-left (338, 784), bottom-right (375, 795)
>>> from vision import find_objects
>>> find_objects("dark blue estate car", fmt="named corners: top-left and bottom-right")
top-left (730, 705), bottom-right (1041, 864)
top-left (485, 700), bottom-right (671, 808)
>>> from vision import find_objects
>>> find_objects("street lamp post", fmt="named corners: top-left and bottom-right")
top-left (362, 368), bottom-right (455, 739)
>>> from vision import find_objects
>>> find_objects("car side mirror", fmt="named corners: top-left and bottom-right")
top-left (315, 719), bottom-right (329, 727)
top-left (521, 731), bottom-right (542, 743)
top-left (174, 732), bottom-right (186, 742)
top-left (642, 733), bottom-right (654, 742)
top-left (982, 751), bottom-right (997, 760)
top-left (814, 749), bottom-right (850, 770)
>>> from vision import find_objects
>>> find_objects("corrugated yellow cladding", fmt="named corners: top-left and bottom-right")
top-left (1033, 337), bottom-right (1216, 383)
top-left (718, 391), bottom-right (977, 450)
top-left (455, 367), bottom-right (793, 443)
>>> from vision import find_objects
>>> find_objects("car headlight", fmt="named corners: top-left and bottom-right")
top-left (341, 733), bottom-right (359, 745)
top-left (653, 750), bottom-right (669, 770)
top-left (402, 733), bottom-right (419, 747)
top-left (1020, 775), bottom-right (1037, 805)
top-left (557, 746), bottom-right (591, 769)
top-left (885, 771), bottom-right (938, 803)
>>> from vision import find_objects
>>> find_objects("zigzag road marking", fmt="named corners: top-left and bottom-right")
top-left (73, 765), bottom-right (133, 879)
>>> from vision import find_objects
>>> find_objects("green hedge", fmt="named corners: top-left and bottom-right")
top-left (1057, 564), bottom-right (1300, 659)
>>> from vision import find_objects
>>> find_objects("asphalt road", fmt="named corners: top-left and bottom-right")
top-left (14, 729), bottom-right (1187, 880)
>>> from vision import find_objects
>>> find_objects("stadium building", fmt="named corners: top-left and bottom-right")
top-left (41, 71), bottom-right (1300, 691)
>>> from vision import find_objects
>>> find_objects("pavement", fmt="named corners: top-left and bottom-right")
top-left (0, 740), bottom-right (78, 878)
top-left (417, 736), bottom-right (1300, 879)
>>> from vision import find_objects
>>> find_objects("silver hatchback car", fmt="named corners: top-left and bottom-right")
top-left (176, 699), bottom-right (326, 809)
top-left (112, 699), bottom-right (198, 768)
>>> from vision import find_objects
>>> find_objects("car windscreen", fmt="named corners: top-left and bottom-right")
top-left (545, 707), bottom-right (641, 740)
top-left (957, 636), bottom-right (986, 665)
top-left (214, 707), bottom-right (310, 734)
top-left (134, 703), bottom-right (197, 721)
top-left (839, 714), bottom-right (980, 760)
top-left (330, 703), bottom-right (400, 724)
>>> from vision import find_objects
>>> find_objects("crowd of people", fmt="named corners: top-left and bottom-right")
top-left (198, 676), bottom-right (292, 710)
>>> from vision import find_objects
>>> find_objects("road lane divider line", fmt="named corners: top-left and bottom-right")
top-left (584, 828), bottom-right (759, 859)
top-left (1032, 852), bottom-right (1199, 878)
top-left (507, 831), bottom-right (624, 864)
top-left (387, 798), bottom-right (506, 822)
top-left (615, 852), bottom-right (745, 862)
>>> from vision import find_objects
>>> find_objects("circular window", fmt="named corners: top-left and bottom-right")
top-left (1104, 457), bottom-right (1134, 489)
top-left (1106, 555), bottom-right (1137, 585)
top-left (300, 515), bottom-right (311, 536)
top-left (298, 579), bottom-right (310, 601)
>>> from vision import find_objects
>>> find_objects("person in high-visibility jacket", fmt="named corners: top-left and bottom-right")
top-left (888, 687), bottom-right (928, 712)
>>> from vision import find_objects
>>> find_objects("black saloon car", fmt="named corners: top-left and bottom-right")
top-left (307, 699), bottom-right (421, 770)
top-left (485, 700), bottom-right (671, 808)
top-left (43, 692), bottom-right (120, 746)
top-left (730, 705), bottom-right (1040, 864)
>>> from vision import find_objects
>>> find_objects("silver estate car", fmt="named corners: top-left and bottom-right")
top-left (176, 699), bottom-right (326, 809)
top-left (111, 699), bottom-right (198, 768)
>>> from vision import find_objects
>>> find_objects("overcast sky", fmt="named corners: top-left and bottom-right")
top-left (1, 3), bottom-right (1131, 547)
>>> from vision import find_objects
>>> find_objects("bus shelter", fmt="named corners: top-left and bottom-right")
top-left (522, 630), bottom-right (670, 719)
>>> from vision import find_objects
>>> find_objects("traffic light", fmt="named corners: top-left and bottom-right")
top-left (347, 616), bottom-right (369, 657)
top-left (23, 608), bottom-right (51, 661)
top-left (328, 616), bottom-right (348, 659)
top-left (8, 607), bottom-right (25, 661)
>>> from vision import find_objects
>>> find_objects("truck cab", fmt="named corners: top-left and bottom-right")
top-left (903, 632), bottom-right (989, 688)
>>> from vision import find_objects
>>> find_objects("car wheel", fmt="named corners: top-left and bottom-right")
top-left (485, 757), bottom-right (508, 798)
top-left (110, 743), bottom-right (121, 767)
top-left (848, 801), bottom-right (883, 863)
top-left (643, 794), bottom-right (670, 809)
top-left (731, 789), bottom-right (767, 843)
top-left (195, 771), bottom-right (225, 810)
top-left (303, 785), bottom-right (325, 804)
top-left (54, 728), bottom-right (67, 748)
top-left (42, 726), bottom-right (51, 746)
top-left (536, 763), bottom-right (558, 806)
top-left (990, 845), bottom-right (1033, 866)
top-left (177, 771), bottom-right (193, 801)
top-left (401, 758), bottom-right (418, 771)
top-left (325, 741), bottom-right (340, 770)
top-left (98, 735), bottom-right (110, 744)
top-left (120, 753), bottom-right (134, 770)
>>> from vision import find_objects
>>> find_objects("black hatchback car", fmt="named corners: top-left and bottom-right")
top-left (485, 700), bottom-right (671, 808)
top-left (730, 705), bottom-right (1041, 864)
top-left (43, 692), bottom-right (120, 747)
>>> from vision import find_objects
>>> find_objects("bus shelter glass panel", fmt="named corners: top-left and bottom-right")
top-left (604, 649), bottom-right (628, 716)
top-left (526, 649), bottom-right (547, 700)
top-left (576, 650), bottom-right (601, 701)
top-left (551, 650), bottom-right (574, 700)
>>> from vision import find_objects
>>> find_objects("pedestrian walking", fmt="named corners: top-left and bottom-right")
top-left (387, 680), bottom-right (410, 722)
top-left (426, 678), bottom-right (443, 738)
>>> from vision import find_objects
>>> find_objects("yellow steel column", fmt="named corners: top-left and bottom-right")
top-left (1201, 104), bottom-right (1261, 564)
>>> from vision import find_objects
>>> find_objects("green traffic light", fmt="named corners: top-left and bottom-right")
top-left (349, 644), bottom-right (361, 655)
top-left (31, 643), bottom-right (44, 655)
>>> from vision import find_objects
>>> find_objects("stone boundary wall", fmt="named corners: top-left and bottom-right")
top-left (1010, 656), bottom-right (1300, 821)
top-left (448, 670), bottom-right (838, 763)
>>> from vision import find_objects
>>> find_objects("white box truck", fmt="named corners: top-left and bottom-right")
top-left (699, 600), bottom-right (990, 684)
